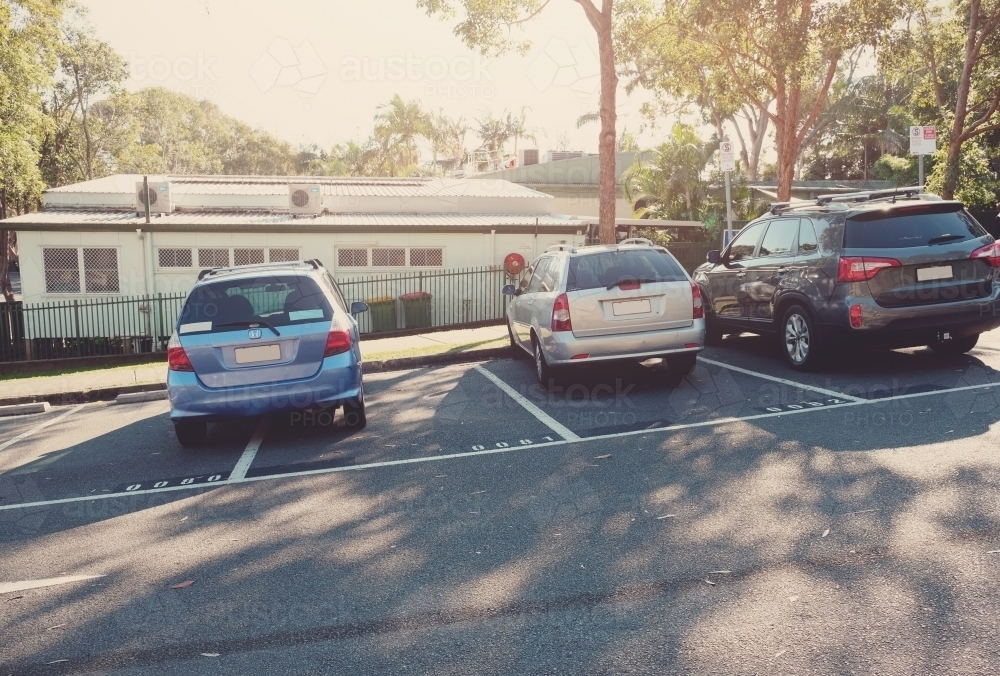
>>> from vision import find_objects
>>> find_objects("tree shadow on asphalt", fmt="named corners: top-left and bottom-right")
top-left (4, 359), bottom-right (1000, 673)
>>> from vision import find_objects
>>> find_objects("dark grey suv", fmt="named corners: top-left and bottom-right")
top-left (693, 188), bottom-right (1000, 370)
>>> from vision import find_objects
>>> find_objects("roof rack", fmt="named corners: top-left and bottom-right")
top-left (815, 185), bottom-right (924, 206)
top-left (196, 259), bottom-right (319, 281)
top-left (545, 244), bottom-right (578, 254)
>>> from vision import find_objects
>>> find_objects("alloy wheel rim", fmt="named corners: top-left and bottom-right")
top-left (784, 314), bottom-right (810, 364)
top-left (535, 343), bottom-right (543, 380)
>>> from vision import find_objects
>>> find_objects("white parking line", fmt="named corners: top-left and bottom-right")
top-left (0, 574), bottom-right (105, 595)
top-left (0, 404), bottom-right (85, 455)
top-left (697, 357), bottom-right (866, 402)
top-left (473, 364), bottom-right (580, 441)
top-left (229, 417), bottom-right (270, 481)
top-left (5, 378), bottom-right (999, 513)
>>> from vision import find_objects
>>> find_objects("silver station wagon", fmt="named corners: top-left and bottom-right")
top-left (502, 239), bottom-right (706, 386)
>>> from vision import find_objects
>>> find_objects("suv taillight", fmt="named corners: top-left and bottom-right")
top-left (971, 241), bottom-right (1000, 267)
top-left (167, 334), bottom-right (194, 372)
top-left (324, 327), bottom-right (353, 357)
top-left (690, 281), bottom-right (704, 319)
top-left (551, 293), bottom-right (572, 332)
top-left (837, 256), bottom-right (901, 283)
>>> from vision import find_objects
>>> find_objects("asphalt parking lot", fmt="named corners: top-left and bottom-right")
top-left (3, 333), bottom-right (1000, 674)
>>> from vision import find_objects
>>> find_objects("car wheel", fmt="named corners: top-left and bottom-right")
top-left (929, 333), bottom-right (979, 356)
top-left (704, 313), bottom-right (723, 346)
top-left (508, 320), bottom-right (525, 359)
top-left (174, 420), bottom-right (207, 448)
top-left (344, 384), bottom-right (367, 429)
top-left (665, 352), bottom-right (697, 382)
top-left (781, 304), bottom-right (824, 371)
top-left (533, 335), bottom-right (555, 387)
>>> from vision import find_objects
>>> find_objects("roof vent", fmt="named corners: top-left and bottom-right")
top-left (288, 183), bottom-right (323, 215)
top-left (135, 181), bottom-right (173, 215)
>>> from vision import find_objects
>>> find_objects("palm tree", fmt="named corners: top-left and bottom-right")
top-left (504, 107), bottom-right (537, 158)
top-left (426, 110), bottom-right (468, 174)
top-left (373, 94), bottom-right (429, 172)
top-left (622, 123), bottom-right (711, 220)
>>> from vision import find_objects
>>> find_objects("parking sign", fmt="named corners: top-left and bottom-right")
top-left (720, 141), bottom-right (735, 172)
top-left (910, 126), bottom-right (936, 155)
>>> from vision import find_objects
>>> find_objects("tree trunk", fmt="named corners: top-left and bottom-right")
top-left (943, 0), bottom-right (980, 199)
top-left (74, 65), bottom-right (94, 180)
top-left (579, 0), bottom-right (619, 244)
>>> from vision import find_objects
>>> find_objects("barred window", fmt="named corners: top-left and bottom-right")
top-left (198, 248), bottom-right (230, 268)
top-left (372, 248), bottom-right (406, 267)
top-left (409, 248), bottom-right (443, 267)
top-left (43, 248), bottom-right (80, 293)
top-left (158, 248), bottom-right (192, 268)
top-left (338, 248), bottom-right (368, 267)
top-left (268, 248), bottom-right (299, 263)
top-left (83, 248), bottom-right (120, 293)
top-left (234, 248), bottom-right (265, 266)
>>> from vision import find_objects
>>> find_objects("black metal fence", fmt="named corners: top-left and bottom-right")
top-left (338, 266), bottom-right (521, 334)
top-left (0, 294), bottom-right (186, 363)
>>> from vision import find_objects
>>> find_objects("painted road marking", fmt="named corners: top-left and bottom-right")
top-left (3, 379), bottom-right (996, 513)
top-left (697, 357), bottom-right (866, 402)
top-left (757, 397), bottom-right (852, 413)
top-left (473, 364), bottom-right (581, 441)
top-left (112, 472), bottom-right (230, 494)
top-left (0, 404), bottom-right (85, 455)
top-left (469, 435), bottom-right (558, 451)
top-left (230, 417), bottom-right (271, 481)
top-left (0, 574), bottom-right (104, 595)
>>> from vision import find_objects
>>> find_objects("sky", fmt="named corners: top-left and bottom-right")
top-left (81, 0), bottom-right (667, 158)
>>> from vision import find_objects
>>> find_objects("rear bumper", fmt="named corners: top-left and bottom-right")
top-left (818, 287), bottom-right (1000, 348)
top-left (167, 353), bottom-right (362, 422)
top-left (541, 319), bottom-right (705, 365)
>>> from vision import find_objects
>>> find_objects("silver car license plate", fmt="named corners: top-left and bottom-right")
top-left (235, 344), bottom-right (281, 364)
top-left (916, 265), bottom-right (953, 282)
top-left (612, 299), bottom-right (651, 316)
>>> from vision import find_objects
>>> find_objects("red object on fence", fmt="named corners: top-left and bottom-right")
top-left (504, 253), bottom-right (526, 276)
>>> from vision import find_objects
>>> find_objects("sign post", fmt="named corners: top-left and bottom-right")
top-left (720, 141), bottom-right (736, 247)
top-left (910, 125), bottom-right (936, 186)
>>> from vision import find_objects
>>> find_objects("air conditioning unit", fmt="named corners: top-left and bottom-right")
top-left (518, 149), bottom-right (539, 167)
top-left (288, 184), bottom-right (324, 215)
top-left (544, 150), bottom-right (587, 163)
top-left (135, 180), bottom-right (173, 215)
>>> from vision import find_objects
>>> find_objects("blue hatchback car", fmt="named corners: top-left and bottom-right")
top-left (166, 260), bottom-right (369, 447)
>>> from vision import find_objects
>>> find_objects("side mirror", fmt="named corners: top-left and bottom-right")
top-left (707, 250), bottom-right (721, 265)
top-left (350, 301), bottom-right (369, 315)
top-left (502, 284), bottom-right (517, 296)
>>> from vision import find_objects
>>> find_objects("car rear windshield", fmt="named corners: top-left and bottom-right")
top-left (177, 275), bottom-right (332, 333)
top-left (566, 249), bottom-right (687, 292)
top-left (844, 205), bottom-right (987, 249)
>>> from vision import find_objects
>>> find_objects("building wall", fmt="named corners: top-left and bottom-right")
top-left (547, 194), bottom-right (635, 219)
top-left (16, 229), bottom-right (586, 304)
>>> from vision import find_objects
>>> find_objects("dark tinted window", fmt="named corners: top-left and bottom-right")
top-left (178, 275), bottom-right (332, 332)
top-left (727, 221), bottom-right (767, 261)
top-left (799, 220), bottom-right (818, 253)
top-left (759, 219), bottom-right (798, 256)
top-left (567, 250), bottom-right (686, 292)
top-left (845, 206), bottom-right (987, 249)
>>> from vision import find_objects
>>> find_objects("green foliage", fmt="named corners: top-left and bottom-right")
top-left (415, 0), bottom-right (546, 56)
top-left (925, 141), bottom-right (1000, 209)
top-left (622, 123), bottom-right (711, 222)
top-left (871, 154), bottom-right (918, 186)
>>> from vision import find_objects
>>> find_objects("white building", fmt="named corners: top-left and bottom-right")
top-left (2, 175), bottom-right (591, 304)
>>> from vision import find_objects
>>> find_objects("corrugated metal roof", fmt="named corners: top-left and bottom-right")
top-left (44, 174), bottom-right (550, 199)
top-left (2, 210), bottom-right (586, 233)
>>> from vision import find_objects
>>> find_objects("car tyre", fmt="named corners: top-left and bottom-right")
top-left (929, 333), bottom-right (979, 356)
top-left (533, 335), bottom-right (556, 388)
top-left (508, 320), bottom-right (526, 359)
top-left (665, 352), bottom-right (697, 382)
top-left (704, 313), bottom-right (724, 346)
top-left (781, 304), bottom-right (824, 371)
top-left (174, 420), bottom-right (207, 448)
top-left (344, 384), bottom-right (367, 429)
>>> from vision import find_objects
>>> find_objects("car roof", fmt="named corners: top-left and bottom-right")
top-left (543, 242), bottom-right (672, 258)
top-left (194, 260), bottom-right (325, 285)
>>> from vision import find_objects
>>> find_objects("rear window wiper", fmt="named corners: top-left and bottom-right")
top-left (215, 320), bottom-right (280, 336)
top-left (927, 234), bottom-right (967, 245)
top-left (607, 277), bottom-right (659, 290)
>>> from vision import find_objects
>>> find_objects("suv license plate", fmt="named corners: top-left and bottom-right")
top-left (235, 344), bottom-right (281, 364)
top-left (613, 299), bottom-right (652, 316)
top-left (916, 265), bottom-right (953, 282)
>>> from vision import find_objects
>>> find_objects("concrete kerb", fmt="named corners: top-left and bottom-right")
top-left (0, 348), bottom-right (512, 408)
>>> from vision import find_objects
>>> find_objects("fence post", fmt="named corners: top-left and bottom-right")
top-left (73, 299), bottom-right (81, 357)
